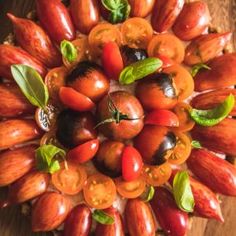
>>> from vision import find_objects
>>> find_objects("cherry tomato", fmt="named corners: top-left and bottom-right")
top-left (52, 162), bottom-right (87, 195)
top-left (121, 146), bottom-right (143, 182)
top-left (145, 109), bottom-right (179, 127)
top-left (102, 42), bottom-right (124, 80)
top-left (67, 139), bottom-right (99, 164)
top-left (121, 17), bottom-right (153, 49)
top-left (156, 55), bottom-right (175, 69)
top-left (83, 173), bottom-right (117, 209)
top-left (115, 176), bottom-right (146, 199)
top-left (40, 129), bottom-right (63, 148)
top-left (129, 0), bottom-right (155, 18)
top-left (147, 34), bottom-right (185, 63)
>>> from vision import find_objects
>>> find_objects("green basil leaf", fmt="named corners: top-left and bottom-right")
top-left (119, 58), bottom-right (163, 85)
top-left (191, 140), bottom-right (202, 149)
top-left (60, 40), bottom-right (77, 63)
top-left (190, 94), bottom-right (235, 126)
top-left (92, 210), bottom-right (114, 225)
top-left (11, 64), bottom-right (49, 109)
top-left (143, 186), bottom-right (155, 202)
top-left (191, 63), bottom-right (211, 77)
top-left (173, 171), bottom-right (195, 213)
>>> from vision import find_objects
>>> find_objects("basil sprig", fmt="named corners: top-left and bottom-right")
top-left (60, 40), bottom-right (77, 63)
top-left (92, 210), bottom-right (114, 225)
top-left (173, 171), bottom-right (195, 213)
top-left (36, 145), bottom-right (66, 174)
top-left (191, 63), bottom-right (211, 77)
top-left (143, 186), bottom-right (155, 202)
top-left (190, 94), bottom-right (235, 127)
top-left (102, 0), bottom-right (130, 24)
top-left (119, 58), bottom-right (163, 85)
top-left (191, 140), bottom-right (202, 149)
top-left (11, 64), bottom-right (49, 109)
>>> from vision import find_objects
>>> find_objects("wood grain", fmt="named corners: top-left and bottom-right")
top-left (0, 0), bottom-right (236, 235)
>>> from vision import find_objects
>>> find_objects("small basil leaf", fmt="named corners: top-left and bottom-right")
top-left (143, 186), bottom-right (155, 202)
top-left (11, 64), bottom-right (49, 109)
top-left (191, 140), bottom-right (202, 149)
top-left (191, 63), bottom-right (211, 77)
top-left (92, 210), bottom-right (114, 225)
top-left (173, 171), bottom-right (195, 213)
top-left (119, 58), bottom-right (163, 85)
top-left (190, 94), bottom-right (235, 127)
top-left (60, 40), bottom-right (77, 63)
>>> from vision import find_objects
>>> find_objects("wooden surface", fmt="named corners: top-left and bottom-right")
top-left (0, 0), bottom-right (236, 235)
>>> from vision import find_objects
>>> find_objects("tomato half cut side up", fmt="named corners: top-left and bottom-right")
top-left (52, 162), bottom-right (87, 195)
top-left (83, 173), bottom-right (116, 209)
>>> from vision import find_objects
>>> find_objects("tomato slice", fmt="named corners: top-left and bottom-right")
top-left (102, 42), bottom-right (124, 80)
top-left (121, 17), bottom-right (153, 49)
top-left (115, 176), bottom-right (146, 199)
top-left (145, 109), bottom-right (179, 127)
top-left (83, 173), bottom-right (116, 209)
top-left (67, 139), bottom-right (99, 164)
top-left (147, 33), bottom-right (185, 63)
top-left (52, 162), bottom-right (87, 195)
top-left (142, 162), bottom-right (172, 187)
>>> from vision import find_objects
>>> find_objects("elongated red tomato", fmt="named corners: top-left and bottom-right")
top-left (67, 139), bottom-right (100, 164)
top-left (145, 109), bottom-right (179, 127)
top-left (59, 87), bottom-right (95, 112)
top-left (122, 146), bottom-right (143, 181)
top-left (102, 42), bottom-right (124, 80)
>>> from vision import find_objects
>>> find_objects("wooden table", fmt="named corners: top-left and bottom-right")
top-left (0, 0), bottom-right (236, 235)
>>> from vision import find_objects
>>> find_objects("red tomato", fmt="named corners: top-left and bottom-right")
top-left (67, 139), bottom-right (99, 164)
top-left (102, 42), bottom-right (124, 80)
top-left (59, 87), bottom-right (95, 112)
top-left (145, 110), bottom-right (179, 127)
top-left (121, 146), bottom-right (143, 181)
top-left (156, 55), bottom-right (175, 69)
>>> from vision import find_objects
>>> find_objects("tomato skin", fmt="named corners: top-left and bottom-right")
top-left (122, 146), bottom-right (143, 181)
top-left (102, 42), bottom-right (124, 80)
top-left (129, 0), bottom-right (155, 18)
top-left (67, 139), bottom-right (99, 164)
top-left (156, 55), bottom-right (175, 69)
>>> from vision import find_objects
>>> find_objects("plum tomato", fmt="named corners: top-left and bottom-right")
top-left (66, 61), bottom-right (110, 102)
top-left (134, 125), bottom-right (177, 165)
top-left (135, 73), bottom-right (178, 110)
top-left (56, 110), bottom-right (97, 148)
top-left (93, 140), bottom-right (125, 178)
top-left (67, 139), bottom-right (99, 164)
top-left (83, 173), bottom-right (117, 209)
top-left (97, 91), bottom-right (144, 140)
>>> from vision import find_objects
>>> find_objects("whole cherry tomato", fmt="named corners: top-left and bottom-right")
top-left (129, 0), bottom-right (155, 18)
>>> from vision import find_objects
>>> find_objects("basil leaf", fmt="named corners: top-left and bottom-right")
top-left (143, 186), bottom-right (155, 202)
top-left (11, 64), bottom-right (49, 109)
top-left (173, 171), bottom-right (195, 213)
top-left (60, 40), bottom-right (77, 63)
top-left (92, 210), bottom-right (114, 225)
top-left (191, 140), bottom-right (202, 149)
top-left (191, 63), bottom-right (211, 77)
top-left (190, 94), bottom-right (235, 126)
top-left (119, 58), bottom-right (163, 85)
top-left (36, 145), bottom-right (66, 174)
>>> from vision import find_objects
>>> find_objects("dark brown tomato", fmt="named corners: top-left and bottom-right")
top-left (135, 73), bottom-right (178, 110)
top-left (93, 140), bottom-right (125, 178)
top-left (134, 125), bottom-right (177, 165)
top-left (97, 91), bottom-right (144, 140)
top-left (129, 0), bottom-right (155, 18)
top-left (56, 109), bottom-right (97, 148)
top-left (66, 61), bottom-right (110, 102)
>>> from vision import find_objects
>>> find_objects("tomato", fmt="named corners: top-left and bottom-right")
top-left (156, 55), bottom-right (175, 69)
top-left (115, 176), bottom-right (146, 199)
top-left (121, 146), bottom-right (143, 182)
top-left (67, 139), bottom-right (99, 164)
top-left (147, 34), bottom-right (185, 63)
top-left (121, 17), bottom-right (153, 49)
top-left (40, 129), bottom-right (63, 148)
top-left (102, 42), bottom-right (124, 80)
top-left (52, 162), bottom-right (87, 195)
top-left (83, 173), bottom-right (117, 209)
top-left (129, 0), bottom-right (155, 18)
top-left (142, 162), bottom-right (172, 186)
top-left (145, 109), bottom-right (179, 127)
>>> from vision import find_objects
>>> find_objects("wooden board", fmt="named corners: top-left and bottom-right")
top-left (0, 0), bottom-right (236, 235)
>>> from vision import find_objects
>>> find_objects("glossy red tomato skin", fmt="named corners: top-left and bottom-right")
top-left (156, 55), bottom-right (175, 69)
top-left (122, 146), bottom-right (143, 181)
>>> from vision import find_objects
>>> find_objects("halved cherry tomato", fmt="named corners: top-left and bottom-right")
top-left (83, 173), bottom-right (116, 209)
top-left (59, 87), bottom-right (95, 112)
top-left (52, 162), bottom-right (87, 195)
top-left (142, 162), bottom-right (172, 186)
top-left (102, 42), bottom-right (124, 80)
top-left (115, 176), bottom-right (146, 199)
top-left (156, 55), bottom-right (175, 70)
top-left (121, 17), bottom-right (153, 49)
top-left (67, 139), bottom-right (99, 164)
top-left (145, 110), bottom-right (179, 127)
top-left (147, 34), bottom-right (185, 63)
top-left (121, 146), bottom-right (143, 182)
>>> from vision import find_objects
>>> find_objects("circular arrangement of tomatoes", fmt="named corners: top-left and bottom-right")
top-left (0, 0), bottom-right (235, 235)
